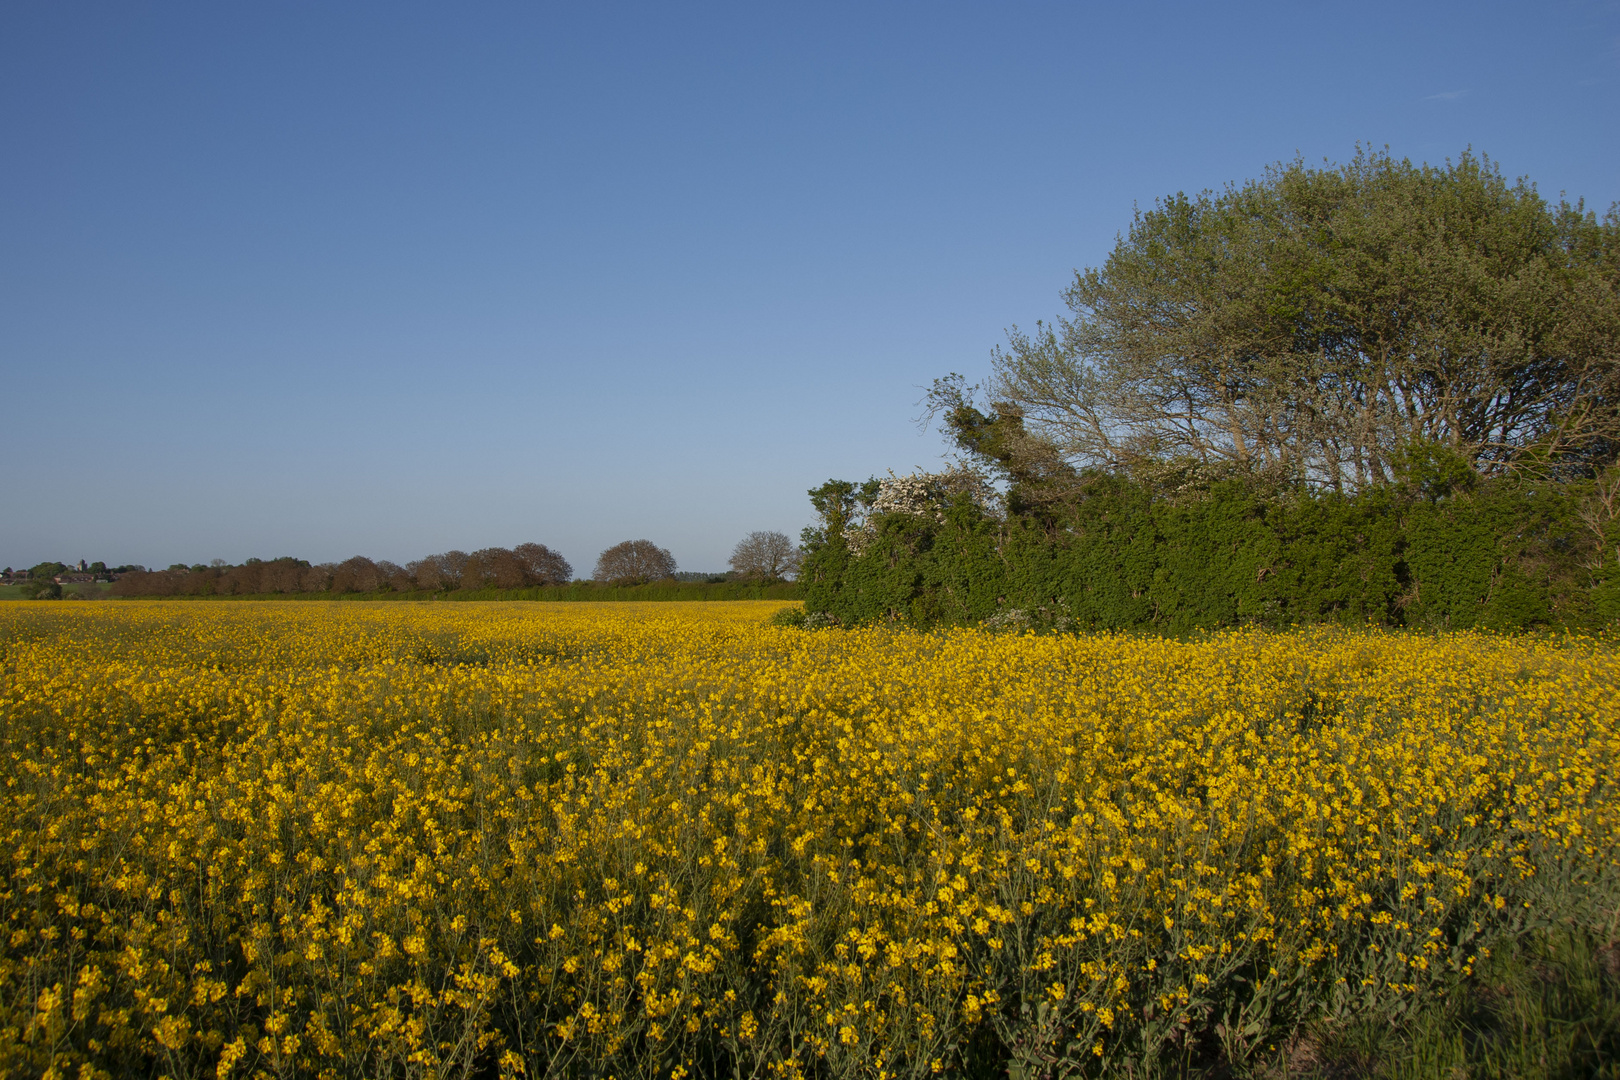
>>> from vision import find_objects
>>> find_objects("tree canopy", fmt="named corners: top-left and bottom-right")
top-left (594, 540), bottom-right (677, 584)
top-left (963, 149), bottom-right (1619, 494)
top-left (728, 531), bottom-right (802, 582)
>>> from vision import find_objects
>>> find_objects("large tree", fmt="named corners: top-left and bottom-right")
top-left (977, 149), bottom-right (1619, 492)
top-left (374, 560), bottom-right (416, 592)
top-left (462, 547), bottom-right (528, 589)
top-left (594, 540), bottom-right (676, 584)
top-left (407, 550), bottom-right (468, 590)
top-left (329, 556), bottom-right (383, 593)
top-left (728, 530), bottom-right (802, 582)
top-left (514, 542), bottom-right (573, 585)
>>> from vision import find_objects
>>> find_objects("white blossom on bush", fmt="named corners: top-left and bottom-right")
top-left (981, 599), bottom-right (1076, 635)
top-left (844, 467), bottom-right (999, 555)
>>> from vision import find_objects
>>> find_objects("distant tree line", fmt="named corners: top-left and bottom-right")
top-left (795, 150), bottom-right (1620, 633)
top-left (101, 531), bottom-right (804, 598)
top-left (108, 544), bottom-right (574, 597)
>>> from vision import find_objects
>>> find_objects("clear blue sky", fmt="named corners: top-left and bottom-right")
top-left (4, 1), bottom-right (1617, 574)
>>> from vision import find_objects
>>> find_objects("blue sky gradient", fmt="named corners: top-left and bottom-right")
top-left (4, 1), bottom-right (1617, 573)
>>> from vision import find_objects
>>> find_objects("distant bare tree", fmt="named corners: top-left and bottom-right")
top-left (330, 556), bottom-right (382, 593)
top-left (438, 550), bottom-right (469, 587)
top-left (261, 559), bottom-right (307, 593)
top-left (514, 542), bottom-right (573, 585)
top-left (729, 530), bottom-right (802, 582)
top-left (407, 557), bottom-right (444, 590)
top-left (594, 540), bottom-right (677, 584)
top-left (217, 564), bottom-right (256, 595)
top-left (107, 571), bottom-right (156, 597)
top-left (178, 568), bottom-right (217, 595)
top-left (461, 548), bottom-right (497, 589)
top-left (409, 550), bottom-right (469, 590)
top-left (374, 560), bottom-right (414, 591)
top-left (490, 549), bottom-right (529, 588)
top-left (463, 547), bottom-right (531, 589)
top-left (300, 564), bottom-right (335, 592)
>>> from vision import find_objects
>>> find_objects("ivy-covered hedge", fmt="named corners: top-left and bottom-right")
top-left (799, 476), bottom-right (1620, 634)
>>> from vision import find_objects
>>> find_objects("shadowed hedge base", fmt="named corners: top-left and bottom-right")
top-left (799, 476), bottom-right (1620, 634)
top-left (1291, 924), bottom-right (1620, 1079)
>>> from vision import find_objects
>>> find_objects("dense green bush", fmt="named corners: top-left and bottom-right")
top-left (799, 473), bottom-right (1620, 633)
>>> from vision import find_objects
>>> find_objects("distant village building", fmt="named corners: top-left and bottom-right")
top-left (3, 563), bottom-right (131, 586)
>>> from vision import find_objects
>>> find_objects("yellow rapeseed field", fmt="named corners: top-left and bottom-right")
top-left (1, 601), bottom-right (1616, 1079)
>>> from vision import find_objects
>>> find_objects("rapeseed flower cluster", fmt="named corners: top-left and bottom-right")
top-left (0, 601), bottom-right (1615, 1078)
